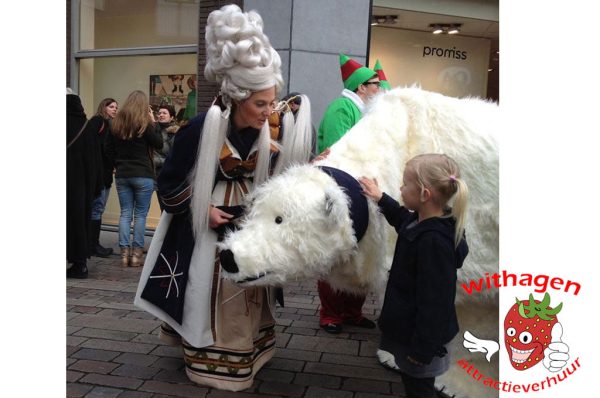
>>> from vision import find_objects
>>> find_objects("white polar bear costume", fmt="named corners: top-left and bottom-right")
top-left (219, 87), bottom-right (499, 398)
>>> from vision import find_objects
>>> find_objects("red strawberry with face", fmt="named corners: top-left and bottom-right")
top-left (503, 292), bottom-right (562, 371)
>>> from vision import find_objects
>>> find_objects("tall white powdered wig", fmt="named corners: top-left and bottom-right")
top-left (191, 4), bottom-right (295, 239)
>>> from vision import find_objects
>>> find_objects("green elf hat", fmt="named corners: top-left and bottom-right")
top-left (374, 59), bottom-right (392, 90)
top-left (339, 53), bottom-right (377, 92)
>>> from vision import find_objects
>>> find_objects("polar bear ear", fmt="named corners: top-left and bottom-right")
top-left (323, 186), bottom-right (347, 225)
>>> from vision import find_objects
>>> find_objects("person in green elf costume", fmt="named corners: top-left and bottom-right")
top-left (374, 59), bottom-right (392, 90)
top-left (316, 54), bottom-right (380, 334)
top-left (317, 54), bottom-right (381, 152)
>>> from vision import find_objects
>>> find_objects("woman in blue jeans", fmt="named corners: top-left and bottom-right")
top-left (105, 90), bottom-right (163, 267)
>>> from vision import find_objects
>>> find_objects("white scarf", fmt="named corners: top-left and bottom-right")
top-left (341, 88), bottom-right (366, 114)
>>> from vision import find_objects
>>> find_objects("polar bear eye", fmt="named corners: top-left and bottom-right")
top-left (275, 216), bottom-right (282, 224)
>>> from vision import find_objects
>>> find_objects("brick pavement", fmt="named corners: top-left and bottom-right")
top-left (67, 231), bottom-right (406, 398)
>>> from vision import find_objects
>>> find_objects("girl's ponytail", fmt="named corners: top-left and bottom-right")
top-left (451, 177), bottom-right (469, 247)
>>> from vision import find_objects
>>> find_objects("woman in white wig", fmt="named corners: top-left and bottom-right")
top-left (134, 4), bottom-right (313, 391)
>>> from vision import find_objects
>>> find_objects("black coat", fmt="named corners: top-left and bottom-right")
top-left (105, 124), bottom-right (163, 179)
top-left (90, 115), bottom-right (115, 189)
top-left (66, 94), bottom-right (103, 263)
top-left (376, 193), bottom-right (468, 364)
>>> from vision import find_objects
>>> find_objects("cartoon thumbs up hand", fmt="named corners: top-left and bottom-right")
top-left (543, 322), bottom-right (569, 372)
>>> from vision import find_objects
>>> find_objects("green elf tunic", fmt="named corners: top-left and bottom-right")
top-left (317, 89), bottom-right (365, 153)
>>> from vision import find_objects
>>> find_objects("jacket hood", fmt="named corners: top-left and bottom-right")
top-left (404, 212), bottom-right (468, 269)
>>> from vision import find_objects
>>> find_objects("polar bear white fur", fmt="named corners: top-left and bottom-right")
top-left (219, 87), bottom-right (499, 398)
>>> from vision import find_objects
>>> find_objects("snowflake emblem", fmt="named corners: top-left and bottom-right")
top-left (149, 251), bottom-right (183, 299)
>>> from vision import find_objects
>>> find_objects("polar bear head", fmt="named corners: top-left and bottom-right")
top-left (218, 164), bottom-right (358, 286)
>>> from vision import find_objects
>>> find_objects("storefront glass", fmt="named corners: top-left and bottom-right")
top-left (79, 0), bottom-right (199, 50)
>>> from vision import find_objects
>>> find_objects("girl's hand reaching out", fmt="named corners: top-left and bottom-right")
top-left (359, 177), bottom-right (383, 202)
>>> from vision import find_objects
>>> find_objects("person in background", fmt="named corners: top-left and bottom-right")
top-left (105, 90), bottom-right (163, 267)
top-left (182, 75), bottom-right (197, 122)
top-left (89, 97), bottom-right (118, 257)
top-left (153, 104), bottom-right (179, 189)
top-left (316, 54), bottom-right (381, 334)
top-left (134, 5), bottom-right (313, 391)
top-left (67, 89), bottom-right (103, 279)
top-left (359, 154), bottom-right (469, 398)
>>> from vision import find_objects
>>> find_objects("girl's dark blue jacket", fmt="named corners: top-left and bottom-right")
top-left (376, 193), bottom-right (468, 364)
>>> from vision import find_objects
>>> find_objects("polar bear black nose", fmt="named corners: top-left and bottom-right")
top-left (220, 249), bottom-right (239, 273)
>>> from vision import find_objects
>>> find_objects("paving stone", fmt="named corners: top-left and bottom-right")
top-left (68, 326), bottom-right (85, 335)
top-left (67, 358), bottom-right (78, 367)
top-left (298, 315), bottom-right (320, 323)
top-left (275, 306), bottom-right (298, 314)
top-left (303, 362), bottom-right (401, 383)
top-left (67, 382), bottom-right (93, 397)
top-left (275, 332), bottom-right (291, 348)
top-left (85, 386), bottom-right (123, 398)
top-left (263, 357), bottom-right (304, 372)
top-left (151, 357), bottom-right (184, 370)
top-left (114, 352), bottom-right (159, 367)
top-left (68, 314), bottom-right (160, 334)
top-left (391, 381), bottom-right (406, 396)
top-left (359, 339), bottom-right (380, 356)
top-left (276, 312), bottom-right (302, 321)
top-left (97, 309), bottom-right (132, 317)
top-left (68, 287), bottom-right (89, 294)
top-left (67, 335), bottom-right (88, 346)
top-left (149, 345), bottom-right (184, 358)
top-left (125, 311), bottom-right (158, 320)
top-left (304, 386), bottom-right (353, 398)
top-left (355, 393), bottom-right (396, 398)
top-left (74, 328), bottom-right (138, 342)
top-left (258, 381), bottom-right (305, 397)
top-left (321, 352), bottom-right (382, 369)
top-left (98, 302), bottom-right (138, 311)
top-left (69, 359), bottom-right (120, 374)
top-left (67, 370), bottom-right (85, 382)
top-left (112, 363), bottom-right (161, 379)
top-left (81, 338), bottom-right (157, 354)
top-left (274, 318), bottom-right (292, 326)
top-left (292, 373), bottom-right (341, 389)
top-left (343, 378), bottom-right (391, 394)
top-left (80, 373), bottom-right (143, 390)
top-left (152, 368), bottom-right (191, 384)
top-left (67, 346), bottom-right (81, 356)
top-left (255, 368), bottom-right (294, 383)
top-left (287, 335), bottom-right (359, 355)
top-left (88, 289), bottom-right (119, 297)
top-left (131, 333), bottom-right (163, 344)
top-left (71, 348), bottom-right (120, 362)
top-left (296, 309), bottom-right (317, 315)
top-left (284, 296), bottom-right (315, 304)
top-left (139, 380), bottom-right (208, 398)
top-left (68, 312), bottom-right (82, 321)
top-left (116, 391), bottom-right (154, 398)
top-left (285, 326), bottom-right (317, 336)
top-left (206, 390), bottom-right (278, 398)
top-left (289, 320), bottom-right (319, 329)
top-left (285, 302), bottom-right (319, 310)
top-left (274, 347), bottom-right (321, 362)
top-left (67, 298), bottom-right (104, 307)
top-left (71, 306), bottom-right (104, 314)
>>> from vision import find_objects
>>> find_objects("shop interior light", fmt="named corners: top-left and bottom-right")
top-left (372, 15), bottom-right (398, 26)
top-left (448, 25), bottom-right (460, 34)
top-left (429, 23), bottom-right (462, 35)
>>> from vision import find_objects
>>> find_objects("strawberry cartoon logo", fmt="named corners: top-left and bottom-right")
top-left (463, 291), bottom-right (570, 373)
top-left (504, 292), bottom-right (569, 372)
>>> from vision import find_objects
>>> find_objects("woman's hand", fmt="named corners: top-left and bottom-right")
top-left (358, 177), bottom-right (383, 202)
top-left (209, 206), bottom-right (233, 229)
top-left (311, 148), bottom-right (330, 163)
top-left (148, 106), bottom-right (156, 123)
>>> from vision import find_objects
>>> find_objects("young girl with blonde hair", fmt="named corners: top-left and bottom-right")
top-left (360, 153), bottom-right (469, 398)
